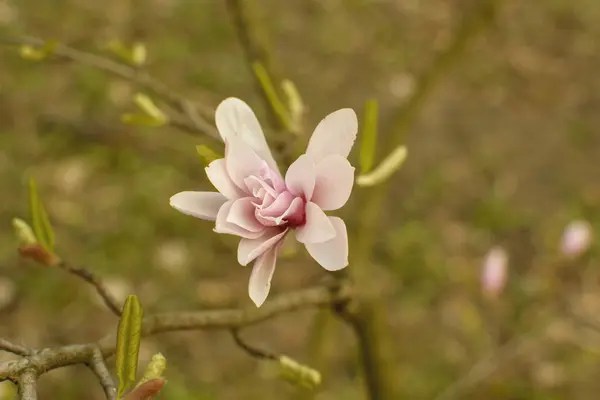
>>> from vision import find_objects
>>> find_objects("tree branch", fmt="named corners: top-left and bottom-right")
top-left (87, 347), bottom-right (117, 400)
top-left (57, 261), bottom-right (122, 317)
top-left (0, 36), bottom-right (220, 141)
top-left (0, 281), bottom-right (352, 381)
top-left (0, 339), bottom-right (31, 357)
top-left (17, 369), bottom-right (37, 400)
top-left (231, 329), bottom-right (277, 360)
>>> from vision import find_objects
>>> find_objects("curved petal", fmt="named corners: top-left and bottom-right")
top-left (225, 137), bottom-right (265, 192)
top-left (238, 228), bottom-right (288, 266)
top-left (215, 97), bottom-right (280, 173)
top-left (312, 155), bottom-right (355, 210)
top-left (205, 158), bottom-right (244, 199)
top-left (285, 154), bottom-right (315, 200)
top-left (295, 202), bottom-right (336, 243)
top-left (169, 191), bottom-right (226, 221)
top-left (215, 200), bottom-right (264, 239)
top-left (305, 217), bottom-right (349, 271)
top-left (248, 242), bottom-right (282, 307)
top-left (305, 108), bottom-right (358, 162)
top-left (259, 192), bottom-right (294, 217)
top-left (227, 197), bottom-right (265, 232)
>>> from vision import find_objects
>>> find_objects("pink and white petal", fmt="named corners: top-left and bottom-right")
top-left (225, 137), bottom-right (265, 192)
top-left (285, 154), bottom-right (316, 200)
top-left (260, 192), bottom-right (295, 217)
top-left (205, 158), bottom-right (244, 199)
top-left (305, 217), bottom-right (349, 271)
top-left (238, 228), bottom-right (288, 266)
top-left (305, 108), bottom-right (358, 162)
top-left (312, 155), bottom-right (355, 211)
top-left (248, 243), bottom-right (281, 307)
top-left (295, 202), bottom-right (336, 244)
top-left (226, 197), bottom-right (265, 232)
top-left (215, 97), bottom-right (280, 174)
top-left (169, 191), bottom-right (227, 221)
top-left (215, 200), bottom-right (264, 239)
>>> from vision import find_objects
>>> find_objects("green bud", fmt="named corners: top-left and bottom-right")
top-left (356, 145), bottom-right (408, 187)
top-left (278, 355), bottom-right (321, 390)
top-left (12, 218), bottom-right (37, 246)
top-left (135, 353), bottom-right (167, 388)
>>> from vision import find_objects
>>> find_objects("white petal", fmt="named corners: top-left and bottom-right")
top-left (305, 217), bottom-right (349, 271)
top-left (305, 108), bottom-right (358, 162)
top-left (215, 200), bottom-right (264, 239)
top-left (285, 154), bottom-right (316, 201)
top-left (238, 228), bottom-right (288, 266)
top-left (215, 97), bottom-right (280, 173)
top-left (295, 202), bottom-right (336, 244)
top-left (312, 155), bottom-right (355, 210)
top-left (226, 197), bottom-right (264, 232)
top-left (169, 191), bottom-right (226, 221)
top-left (248, 244), bottom-right (280, 307)
top-left (225, 137), bottom-right (265, 192)
top-left (205, 158), bottom-right (244, 199)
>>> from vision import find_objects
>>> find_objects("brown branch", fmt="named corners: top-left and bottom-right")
top-left (0, 339), bottom-right (31, 357)
top-left (57, 261), bottom-right (122, 317)
top-left (87, 347), bottom-right (117, 400)
top-left (0, 282), bottom-right (352, 382)
top-left (231, 329), bottom-right (277, 360)
top-left (0, 36), bottom-right (220, 141)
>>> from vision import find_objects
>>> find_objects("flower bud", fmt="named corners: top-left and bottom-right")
top-left (560, 220), bottom-right (593, 259)
top-left (481, 246), bottom-right (508, 298)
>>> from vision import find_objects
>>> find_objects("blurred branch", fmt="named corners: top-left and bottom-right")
top-left (0, 282), bottom-right (352, 384)
top-left (231, 329), bottom-right (277, 360)
top-left (0, 339), bottom-right (31, 357)
top-left (342, 1), bottom-right (501, 399)
top-left (87, 347), bottom-right (117, 400)
top-left (0, 36), bottom-right (219, 141)
top-left (56, 261), bottom-right (122, 317)
top-left (224, 0), bottom-right (288, 131)
top-left (17, 369), bottom-right (37, 400)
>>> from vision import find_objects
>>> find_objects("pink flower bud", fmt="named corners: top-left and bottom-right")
top-left (481, 246), bottom-right (508, 298)
top-left (560, 220), bottom-right (592, 259)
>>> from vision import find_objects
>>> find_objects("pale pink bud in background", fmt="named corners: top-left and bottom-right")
top-left (560, 220), bottom-right (593, 259)
top-left (481, 246), bottom-right (508, 298)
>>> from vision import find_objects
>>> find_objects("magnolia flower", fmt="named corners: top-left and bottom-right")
top-left (560, 219), bottom-right (593, 259)
top-left (481, 246), bottom-right (508, 298)
top-left (170, 98), bottom-right (356, 307)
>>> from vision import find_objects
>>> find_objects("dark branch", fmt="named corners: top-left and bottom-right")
top-left (231, 329), bottom-right (277, 360)
top-left (57, 261), bottom-right (122, 317)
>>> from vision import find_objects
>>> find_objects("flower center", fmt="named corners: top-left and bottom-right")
top-left (244, 166), bottom-right (305, 228)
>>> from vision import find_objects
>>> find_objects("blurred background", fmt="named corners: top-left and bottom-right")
top-left (1, 0), bottom-right (600, 399)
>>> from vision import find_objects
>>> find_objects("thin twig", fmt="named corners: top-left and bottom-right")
top-left (231, 329), bottom-right (277, 360)
top-left (88, 347), bottom-right (117, 400)
top-left (17, 369), bottom-right (37, 400)
top-left (57, 261), bottom-right (122, 317)
top-left (0, 339), bottom-right (31, 357)
top-left (0, 36), bottom-right (219, 140)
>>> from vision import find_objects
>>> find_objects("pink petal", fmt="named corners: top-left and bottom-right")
top-left (295, 202), bottom-right (336, 243)
top-left (215, 200), bottom-right (264, 239)
top-left (305, 217), bottom-right (349, 271)
top-left (305, 108), bottom-right (358, 162)
top-left (248, 242), bottom-right (281, 307)
top-left (205, 159), bottom-right (244, 199)
top-left (260, 192), bottom-right (295, 217)
top-left (215, 97), bottom-right (280, 174)
top-left (226, 197), bottom-right (265, 232)
top-left (285, 154), bottom-right (315, 200)
top-left (312, 155), bottom-right (355, 211)
top-left (238, 228), bottom-right (288, 266)
top-left (225, 137), bottom-right (265, 192)
top-left (169, 191), bottom-right (227, 221)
